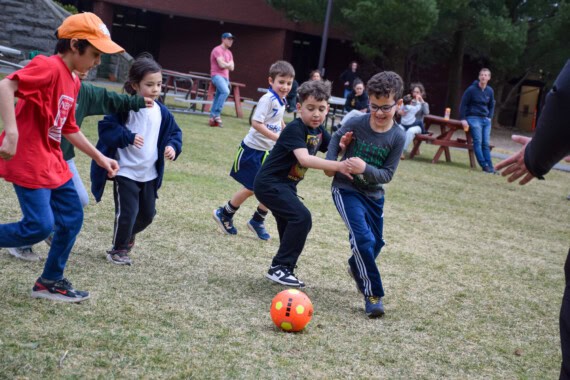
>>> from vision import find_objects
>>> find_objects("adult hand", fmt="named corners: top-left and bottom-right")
top-left (346, 157), bottom-right (366, 174)
top-left (416, 94), bottom-right (424, 103)
top-left (0, 132), bottom-right (17, 160)
top-left (144, 97), bottom-right (154, 108)
top-left (133, 134), bottom-right (144, 149)
top-left (494, 135), bottom-right (535, 185)
top-left (164, 146), bottom-right (176, 160)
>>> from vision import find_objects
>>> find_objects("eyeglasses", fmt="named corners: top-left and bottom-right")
top-left (369, 102), bottom-right (397, 113)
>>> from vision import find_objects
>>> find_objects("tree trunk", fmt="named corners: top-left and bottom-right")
top-left (445, 30), bottom-right (465, 119)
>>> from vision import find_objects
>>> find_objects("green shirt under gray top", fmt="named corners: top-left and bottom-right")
top-left (61, 82), bottom-right (145, 161)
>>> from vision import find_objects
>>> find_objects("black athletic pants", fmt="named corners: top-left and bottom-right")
top-left (254, 184), bottom-right (312, 268)
top-left (112, 176), bottom-right (157, 250)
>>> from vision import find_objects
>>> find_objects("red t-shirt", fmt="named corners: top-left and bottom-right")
top-left (0, 55), bottom-right (80, 189)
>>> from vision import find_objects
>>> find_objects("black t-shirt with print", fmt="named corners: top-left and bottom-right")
top-left (254, 117), bottom-right (330, 187)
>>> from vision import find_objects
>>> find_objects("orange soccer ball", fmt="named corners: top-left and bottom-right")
top-left (270, 289), bottom-right (314, 332)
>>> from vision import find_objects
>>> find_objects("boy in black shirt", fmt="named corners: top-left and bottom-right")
top-left (254, 80), bottom-right (352, 287)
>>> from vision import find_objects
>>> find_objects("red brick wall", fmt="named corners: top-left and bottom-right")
top-left (158, 16), bottom-right (286, 99)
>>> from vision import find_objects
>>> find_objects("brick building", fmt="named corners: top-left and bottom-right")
top-left (64, 0), bottom-right (357, 98)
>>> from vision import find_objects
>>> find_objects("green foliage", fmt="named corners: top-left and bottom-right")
top-left (341, 0), bottom-right (438, 61)
top-left (52, 1), bottom-right (78, 14)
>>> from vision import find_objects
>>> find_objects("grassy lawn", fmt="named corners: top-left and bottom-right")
top-left (0, 109), bottom-right (568, 378)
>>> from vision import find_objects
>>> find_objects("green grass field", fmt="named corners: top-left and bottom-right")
top-left (1, 110), bottom-right (568, 378)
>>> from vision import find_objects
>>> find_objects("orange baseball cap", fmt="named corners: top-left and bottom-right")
top-left (57, 12), bottom-right (124, 54)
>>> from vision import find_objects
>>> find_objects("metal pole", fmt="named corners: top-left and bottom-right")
top-left (318, 0), bottom-right (333, 76)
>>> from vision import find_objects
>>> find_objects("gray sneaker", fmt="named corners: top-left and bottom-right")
top-left (106, 249), bottom-right (132, 266)
top-left (6, 247), bottom-right (42, 262)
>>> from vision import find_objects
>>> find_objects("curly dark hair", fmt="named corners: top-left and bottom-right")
top-left (367, 71), bottom-right (403, 100)
top-left (297, 79), bottom-right (331, 103)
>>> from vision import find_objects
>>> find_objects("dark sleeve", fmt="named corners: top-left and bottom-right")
top-left (279, 121), bottom-right (308, 152)
top-left (488, 88), bottom-right (495, 118)
top-left (319, 126), bottom-right (331, 153)
top-left (164, 110), bottom-right (183, 160)
top-left (357, 93), bottom-right (369, 111)
top-left (98, 114), bottom-right (136, 149)
top-left (81, 83), bottom-right (146, 119)
top-left (459, 88), bottom-right (471, 120)
top-left (325, 120), bottom-right (354, 160)
top-left (524, 60), bottom-right (570, 178)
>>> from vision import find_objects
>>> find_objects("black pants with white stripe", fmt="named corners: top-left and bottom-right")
top-left (112, 176), bottom-right (157, 250)
top-left (332, 186), bottom-right (385, 297)
top-left (254, 183), bottom-right (312, 268)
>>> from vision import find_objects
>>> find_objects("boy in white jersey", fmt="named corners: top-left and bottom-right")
top-left (213, 61), bottom-right (295, 240)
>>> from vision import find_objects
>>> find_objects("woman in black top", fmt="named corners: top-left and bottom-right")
top-left (344, 79), bottom-right (369, 112)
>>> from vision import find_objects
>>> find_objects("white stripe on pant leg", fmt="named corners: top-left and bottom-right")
top-left (112, 180), bottom-right (121, 248)
top-left (332, 187), bottom-right (373, 295)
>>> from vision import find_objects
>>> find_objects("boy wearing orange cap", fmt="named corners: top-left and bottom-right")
top-left (0, 12), bottom-right (123, 302)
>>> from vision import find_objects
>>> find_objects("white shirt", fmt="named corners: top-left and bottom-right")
top-left (117, 102), bottom-right (161, 182)
top-left (243, 89), bottom-right (285, 151)
top-left (401, 103), bottom-right (422, 126)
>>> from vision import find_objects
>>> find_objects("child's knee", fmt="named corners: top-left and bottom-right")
top-left (298, 209), bottom-right (312, 230)
top-left (24, 218), bottom-right (54, 241)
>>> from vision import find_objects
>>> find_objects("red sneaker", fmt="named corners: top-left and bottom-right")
top-left (208, 117), bottom-right (218, 127)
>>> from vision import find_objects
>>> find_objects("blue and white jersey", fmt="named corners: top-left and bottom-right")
top-left (243, 88), bottom-right (285, 151)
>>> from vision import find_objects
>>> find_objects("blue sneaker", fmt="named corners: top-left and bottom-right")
top-left (247, 219), bottom-right (270, 240)
top-left (212, 208), bottom-right (237, 235)
top-left (365, 296), bottom-right (385, 318)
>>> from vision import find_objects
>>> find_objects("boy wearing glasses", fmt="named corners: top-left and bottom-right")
top-left (325, 71), bottom-right (405, 317)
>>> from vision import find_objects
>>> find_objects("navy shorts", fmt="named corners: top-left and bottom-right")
top-left (230, 142), bottom-right (270, 190)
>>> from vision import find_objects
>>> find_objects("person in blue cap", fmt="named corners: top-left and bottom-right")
top-left (209, 32), bottom-right (235, 127)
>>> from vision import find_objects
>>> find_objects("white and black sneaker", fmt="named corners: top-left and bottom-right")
top-left (265, 265), bottom-right (305, 288)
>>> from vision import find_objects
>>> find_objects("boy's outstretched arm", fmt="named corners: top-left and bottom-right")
top-left (293, 148), bottom-right (352, 179)
top-left (64, 131), bottom-right (119, 177)
top-left (0, 79), bottom-right (19, 160)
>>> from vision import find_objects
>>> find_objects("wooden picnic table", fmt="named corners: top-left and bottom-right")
top-left (409, 114), bottom-right (482, 168)
top-left (205, 80), bottom-right (247, 118)
top-left (325, 96), bottom-right (346, 131)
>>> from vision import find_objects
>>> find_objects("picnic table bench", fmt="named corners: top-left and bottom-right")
top-left (409, 114), bottom-right (493, 169)
top-left (161, 69), bottom-right (246, 118)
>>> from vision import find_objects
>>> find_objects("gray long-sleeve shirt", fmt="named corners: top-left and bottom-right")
top-left (326, 113), bottom-right (405, 199)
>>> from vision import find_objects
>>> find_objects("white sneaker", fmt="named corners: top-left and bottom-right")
top-left (265, 265), bottom-right (305, 288)
top-left (6, 247), bottom-right (42, 262)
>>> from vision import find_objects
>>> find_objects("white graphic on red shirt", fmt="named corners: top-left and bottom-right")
top-left (49, 95), bottom-right (74, 142)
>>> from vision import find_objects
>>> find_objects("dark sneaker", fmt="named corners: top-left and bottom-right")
top-left (31, 277), bottom-right (90, 303)
top-left (6, 246), bottom-right (42, 262)
top-left (482, 165), bottom-right (496, 174)
top-left (347, 264), bottom-right (362, 294)
top-left (212, 208), bottom-right (237, 235)
top-left (266, 265), bottom-right (305, 288)
top-left (106, 249), bottom-right (132, 266)
top-left (365, 296), bottom-right (385, 318)
top-left (247, 219), bottom-right (270, 240)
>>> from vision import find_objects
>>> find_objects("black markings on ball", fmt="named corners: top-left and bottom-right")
top-left (285, 297), bottom-right (293, 317)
